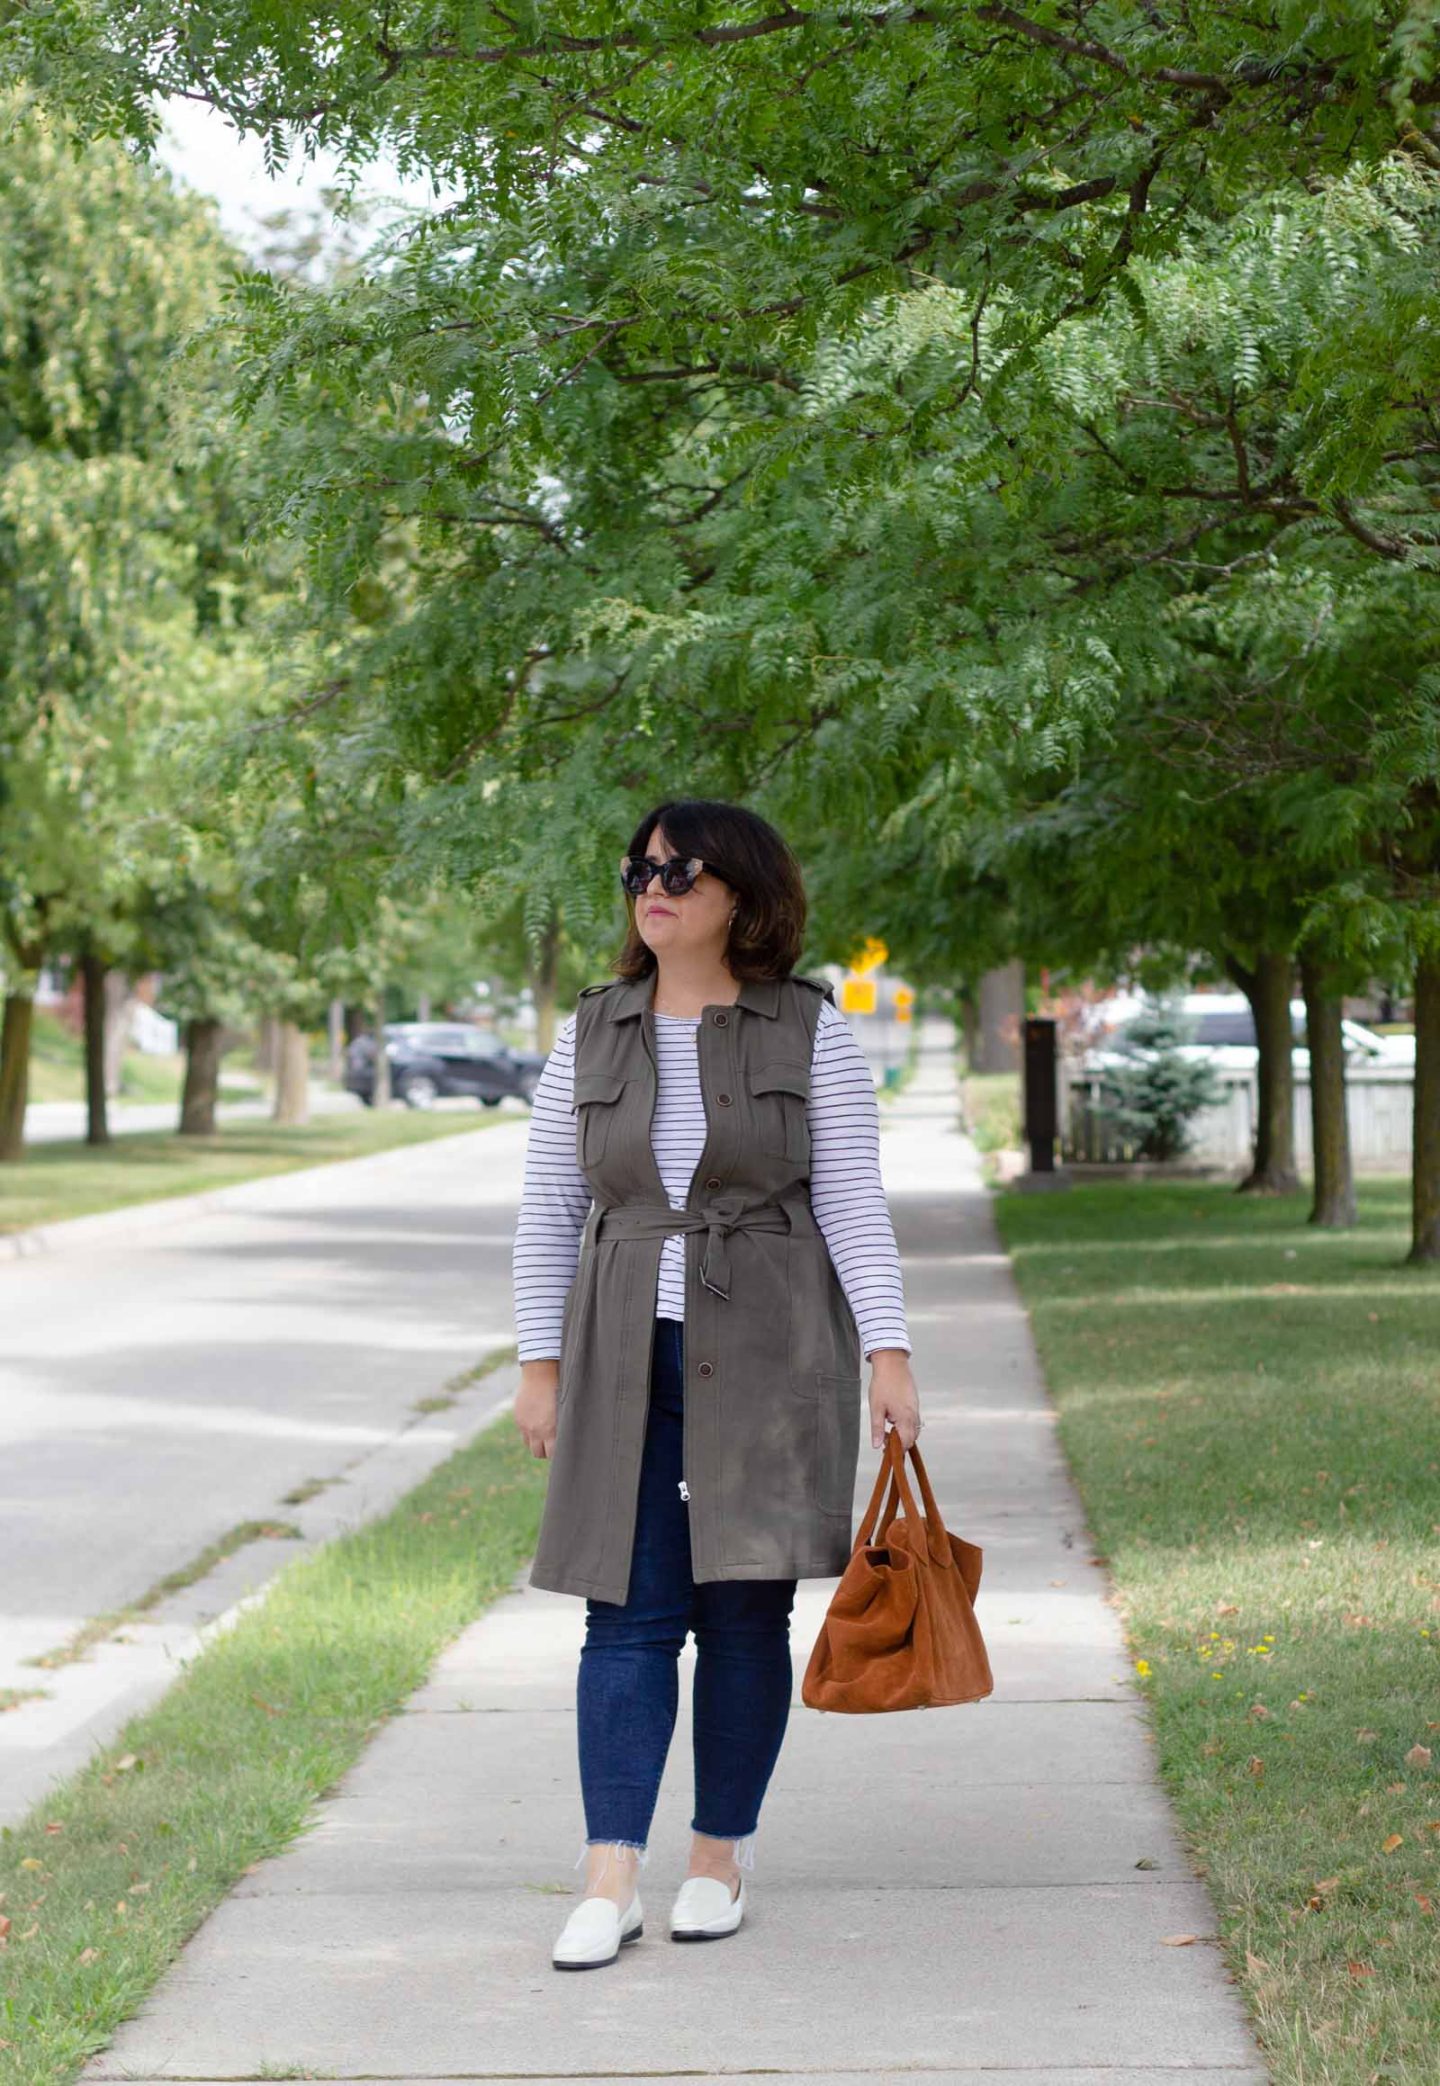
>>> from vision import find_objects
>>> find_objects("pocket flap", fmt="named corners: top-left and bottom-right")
top-left (748, 1060), bottom-right (811, 1100)
top-left (572, 1069), bottom-right (628, 1108)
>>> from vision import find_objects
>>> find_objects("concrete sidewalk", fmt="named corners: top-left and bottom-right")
top-left (82, 1022), bottom-right (1269, 2086)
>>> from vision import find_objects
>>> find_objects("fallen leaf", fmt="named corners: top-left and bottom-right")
top-left (1216, 1602), bottom-right (1239, 1616)
top-left (1160, 1933), bottom-right (1199, 1946)
top-left (1134, 1857), bottom-right (1160, 1870)
top-left (76, 1947), bottom-right (99, 1965)
top-left (1415, 1895), bottom-right (1433, 1915)
top-left (1346, 1959), bottom-right (1373, 1979)
top-left (1405, 1744), bottom-right (1432, 1771)
top-left (1246, 1756), bottom-right (1265, 1778)
top-left (1381, 1834), bottom-right (1404, 1853)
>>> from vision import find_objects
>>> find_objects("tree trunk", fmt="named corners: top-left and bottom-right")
top-left (529, 912), bottom-right (562, 1055)
top-left (415, 991), bottom-right (432, 1022)
top-left (81, 944), bottom-right (111, 1147)
top-left (959, 987), bottom-right (981, 1074)
top-left (1232, 950), bottom-right (1300, 1194)
top-left (371, 995), bottom-right (391, 1107)
top-left (976, 960), bottom-right (1024, 1074)
top-left (0, 990), bottom-right (35, 1162)
top-left (271, 1020), bottom-right (311, 1125)
top-left (102, 970), bottom-right (137, 1095)
top-left (254, 1012), bottom-right (280, 1074)
top-left (326, 997), bottom-right (346, 1084)
top-left (1300, 956), bottom-right (1355, 1228)
top-left (1409, 949), bottom-right (1440, 1264)
top-left (180, 1017), bottom-right (225, 1135)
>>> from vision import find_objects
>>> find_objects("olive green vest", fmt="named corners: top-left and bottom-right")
top-left (526, 969), bottom-right (863, 1604)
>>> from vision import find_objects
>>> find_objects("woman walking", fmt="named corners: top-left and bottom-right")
top-left (511, 798), bottom-right (920, 1970)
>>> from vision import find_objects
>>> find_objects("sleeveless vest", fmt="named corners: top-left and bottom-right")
top-left (525, 969), bottom-right (863, 1604)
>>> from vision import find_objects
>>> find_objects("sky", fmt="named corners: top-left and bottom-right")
top-left (155, 97), bottom-right (450, 267)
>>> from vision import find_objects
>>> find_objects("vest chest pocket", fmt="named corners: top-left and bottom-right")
top-left (747, 1059), bottom-right (811, 1161)
top-left (573, 1069), bottom-right (628, 1170)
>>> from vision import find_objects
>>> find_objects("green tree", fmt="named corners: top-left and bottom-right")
top-left (0, 89), bottom-right (236, 1155)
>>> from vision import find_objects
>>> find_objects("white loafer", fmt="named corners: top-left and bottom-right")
top-left (670, 1873), bottom-right (745, 1941)
top-left (552, 1891), bottom-right (644, 1970)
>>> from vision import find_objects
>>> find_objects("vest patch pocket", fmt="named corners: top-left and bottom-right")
top-left (573, 1068), bottom-right (628, 1169)
top-left (747, 1059), bottom-right (811, 1159)
top-left (812, 1369), bottom-right (862, 1516)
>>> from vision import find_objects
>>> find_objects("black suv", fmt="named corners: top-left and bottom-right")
top-left (344, 1023), bottom-right (546, 1110)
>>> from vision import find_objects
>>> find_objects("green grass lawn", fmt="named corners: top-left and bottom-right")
top-left (994, 1177), bottom-right (1439, 2086)
top-left (24, 1010), bottom-right (254, 1109)
top-left (0, 1389), bottom-right (546, 2086)
top-left (0, 1108), bottom-right (513, 1235)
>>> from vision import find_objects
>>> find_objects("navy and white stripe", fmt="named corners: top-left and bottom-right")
top-left (511, 997), bottom-right (912, 1363)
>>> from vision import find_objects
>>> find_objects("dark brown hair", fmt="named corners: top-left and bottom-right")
top-left (611, 799), bottom-right (806, 982)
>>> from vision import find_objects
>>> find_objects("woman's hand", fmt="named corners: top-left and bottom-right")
top-left (514, 1361), bottom-right (559, 1459)
top-left (867, 1348), bottom-right (921, 1451)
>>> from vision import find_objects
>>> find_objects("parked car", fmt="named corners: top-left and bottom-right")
top-left (344, 1023), bottom-right (547, 1110)
top-left (1075, 993), bottom-right (1414, 1075)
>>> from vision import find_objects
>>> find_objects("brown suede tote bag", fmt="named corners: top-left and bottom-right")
top-left (802, 1427), bottom-right (993, 1712)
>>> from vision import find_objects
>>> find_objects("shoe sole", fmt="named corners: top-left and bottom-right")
top-left (670, 1920), bottom-right (742, 1942)
top-left (553, 1922), bottom-right (644, 1970)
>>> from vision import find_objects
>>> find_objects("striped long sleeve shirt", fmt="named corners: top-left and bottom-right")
top-left (511, 996), bottom-right (912, 1363)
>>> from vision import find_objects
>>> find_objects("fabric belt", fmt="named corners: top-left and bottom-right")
top-left (594, 1198), bottom-right (792, 1302)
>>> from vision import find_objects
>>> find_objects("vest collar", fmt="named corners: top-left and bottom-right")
top-left (606, 973), bottom-right (782, 1021)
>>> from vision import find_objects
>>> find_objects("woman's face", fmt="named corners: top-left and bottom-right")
top-left (629, 825), bottom-right (737, 966)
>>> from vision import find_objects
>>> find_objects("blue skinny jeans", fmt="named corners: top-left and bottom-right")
top-left (576, 1314), bottom-right (797, 1852)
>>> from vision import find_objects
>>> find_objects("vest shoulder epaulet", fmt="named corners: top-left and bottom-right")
top-left (792, 973), bottom-right (837, 1003)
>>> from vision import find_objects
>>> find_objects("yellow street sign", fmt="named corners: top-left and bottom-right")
top-left (848, 938), bottom-right (888, 977)
top-left (840, 977), bottom-right (877, 1015)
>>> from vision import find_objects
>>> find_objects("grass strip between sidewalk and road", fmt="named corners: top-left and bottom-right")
top-left (0, 1400), bottom-right (547, 2086)
top-left (0, 1106), bottom-right (512, 1237)
top-left (995, 1176), bottom-right (1439, 2086)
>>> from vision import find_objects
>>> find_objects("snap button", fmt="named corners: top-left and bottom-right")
top-left (716, 1091), bottom-right (732, 1105)
top-left (697, 1361), bottom-right (715, 1378)
top-left (704, 1174), bottom-right (723, 1190)
top-left (713, 1011), bottom-right (729, 1026)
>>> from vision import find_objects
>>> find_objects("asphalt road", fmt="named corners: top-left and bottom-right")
top-left (1, 1116), bottom-right (532, 1684)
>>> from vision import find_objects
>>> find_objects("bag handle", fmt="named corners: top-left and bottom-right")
top-left (851, 1439), bottom-right (901, 1555)
top-left (850, 1428), bottom-right (953, 1568)
top-left (902, 1434), bottom-right (955, 1566)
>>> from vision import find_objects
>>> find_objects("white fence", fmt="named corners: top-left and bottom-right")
top-left (1061, 1061), bottom-right (1414, 1171)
